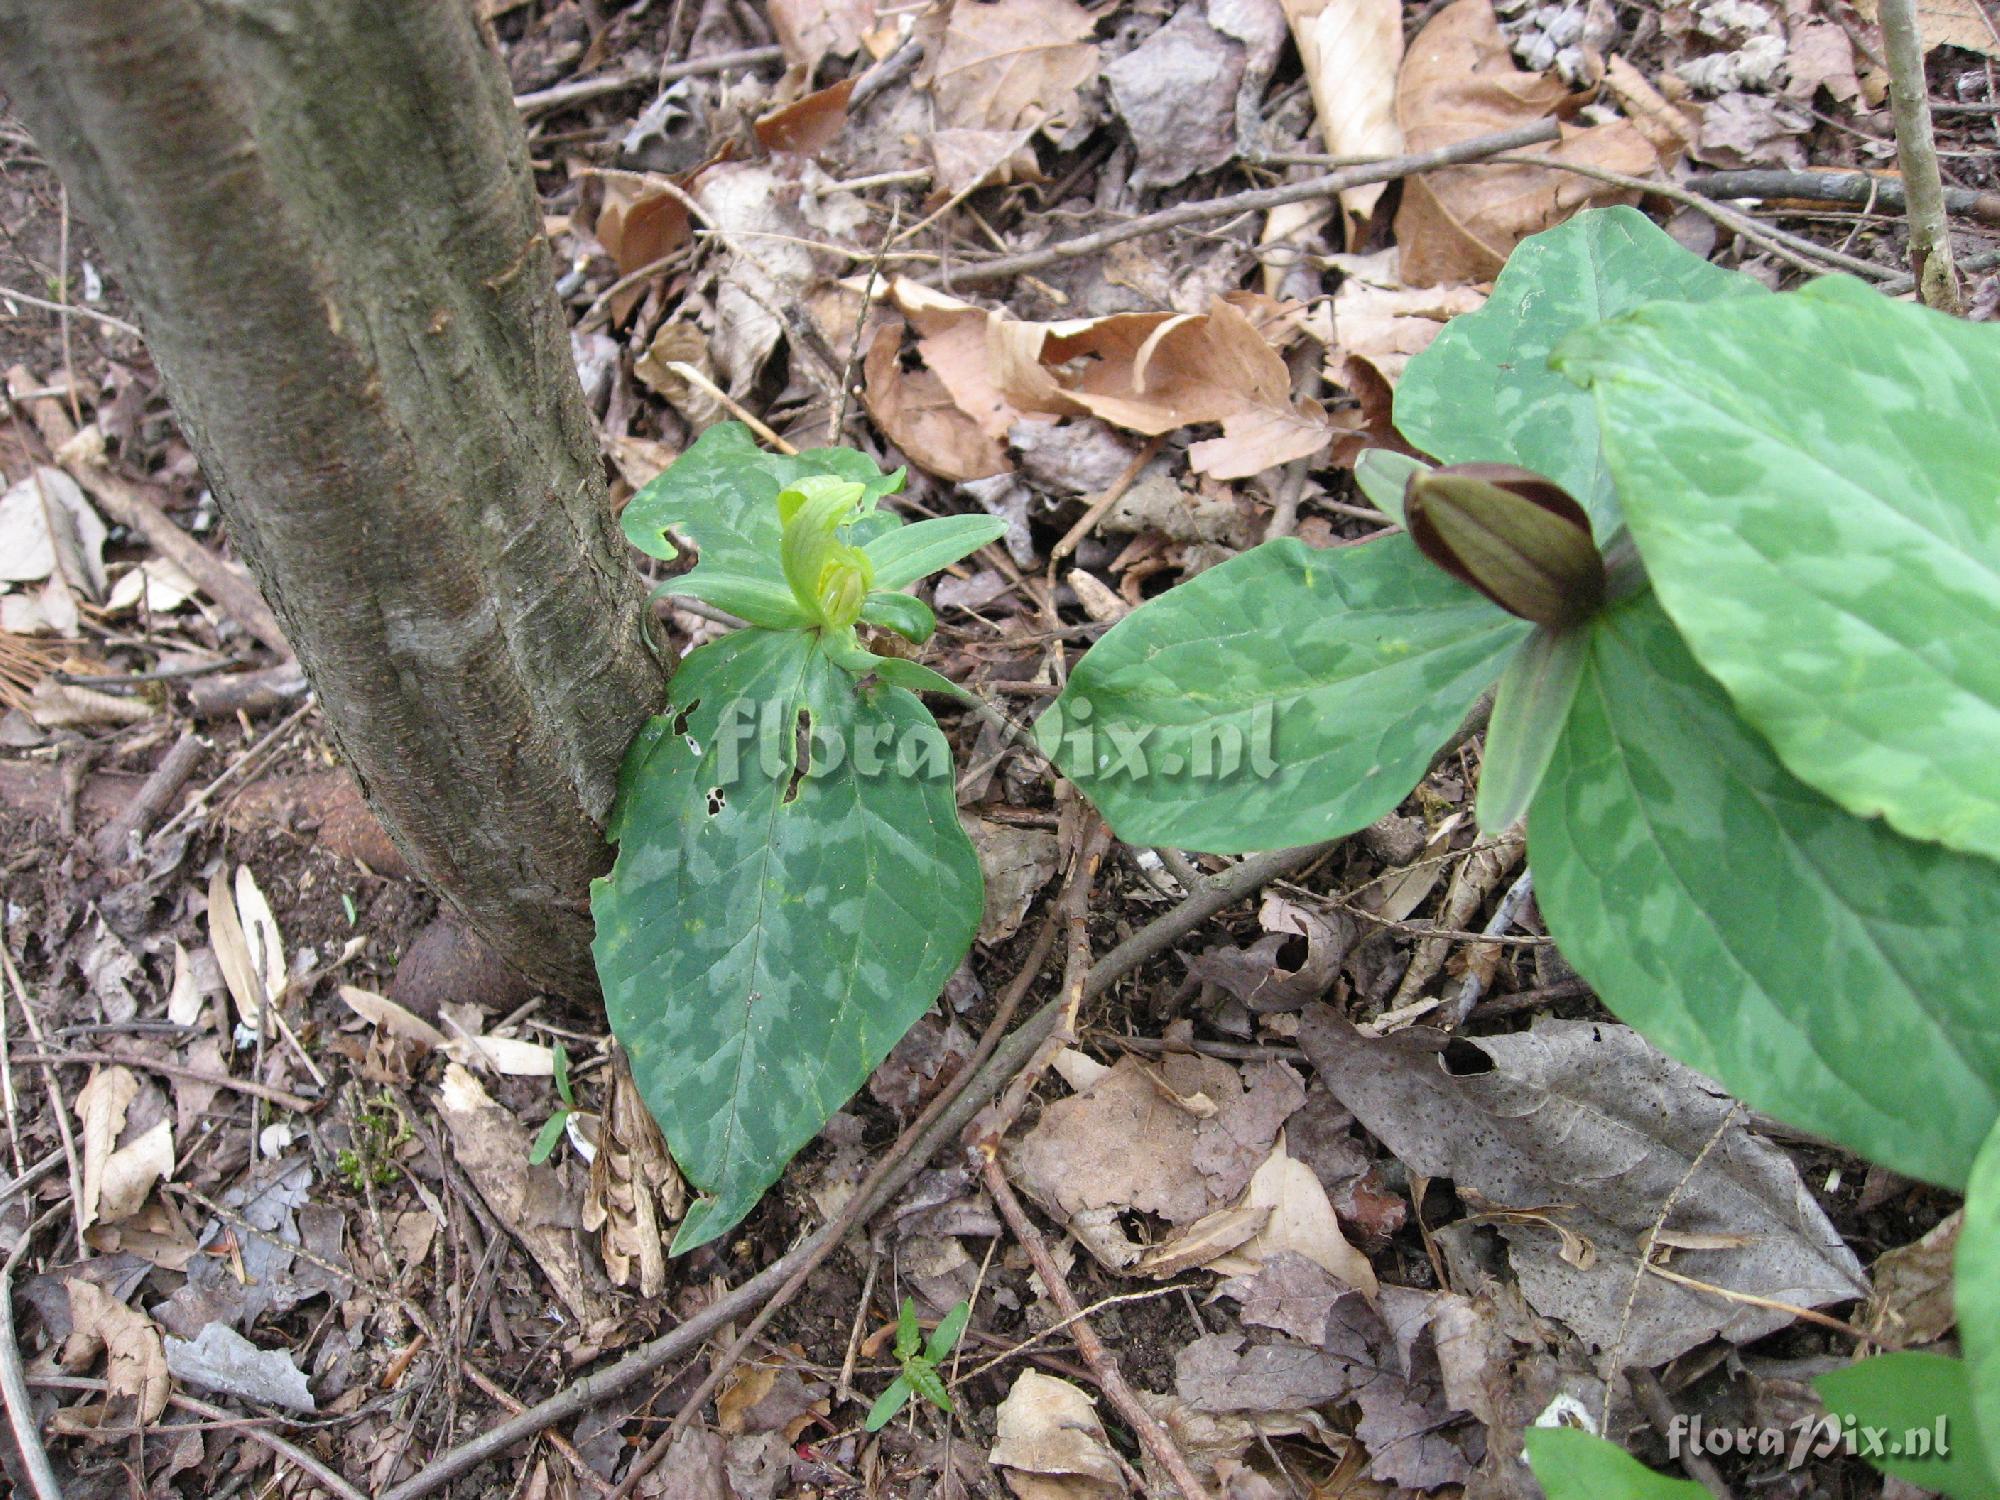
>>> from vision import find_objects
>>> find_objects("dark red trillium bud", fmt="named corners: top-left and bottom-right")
top-left (1403, 463), bottom-right (1606, 629)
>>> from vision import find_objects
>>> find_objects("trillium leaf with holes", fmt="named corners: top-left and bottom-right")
top-left (595, 426), bottom-right (1001, 1252)
top-left (1529, 591), bottom-right (2000, 1190)
top-left (1396, 205), bottom-right (1761, 534)
top-left (1558, 275), bottom-right (2000, 863)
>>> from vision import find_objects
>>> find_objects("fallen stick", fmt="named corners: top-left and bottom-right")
top-left (93, 728), bottom-right (203, 863)
top-left (380, 838), bottom-right (1336, 1500)
top-left (10, 1050), bottom-right (316, 1112)
top-left (7, 370), bottom-right (291, 655)
top-left (1688, 169), bottom-right (2000, 227)
top-left (941, 119), bottom-right (1560, 287)
top-left (981, 1154), bottom-right (1215, 1500)
top-left (185, 659), bottom-right (309, 721)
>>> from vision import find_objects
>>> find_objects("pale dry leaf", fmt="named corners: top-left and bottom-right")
top-left (928, 127), bottom-right (1043, 198)
top-left (990, 1370), bottom-right (1124, 1493)
top-left (1286, 0), bottom-right (1407, 235)
top-left (96, 1120), bottom-right (174, 1228)
top-left (104, 556), bottom-right (198, 615)
top-left (634, 322), bottom-right (725, 427)
top-left (768, 0), bottom-right (880, 66)
top-left (920, 0), bottom-right (1101, 134)
top-left (585, 1052), bottom-right (685, 1296)
top-left (437, 1063), bottom-right (612, 1328)
top-left (338, 984), bottom-right (448, 1050)
top-left (1866, 1209), bottom-right (1959, 1346)
top-left (440, 1026), bottom-right (558, 1077)
top-left (995, 297), bottom-right (1334, 477)
top-left (165, 943), bottom-right (202, 1028)
top-left (1603, 53), bottom-right (1699, 157)
top-left (1330, 273), bottom-right (1484, 384)
top-left (233, 865), bottom-right (286, 1010)
top-left (75, 1066), bottom-right (139, 1233)
top-left (164, 1321), bottom-right (315, 1412)
top-left (25, 675), bottom-right (153, 729)
top-left (1067, 568), bottom-right (1128, 623)
top-left (962, 816), bottom-right (1061, 944)
top-left (0, 466), bottom-right (108, 597)
top-left (891, 278), bottom-right (1029, 442)
top-left (1393, 0), bottom-right (1667, 285)
top-left (63, 1279), bottom-right (170, 1426)
top-left (1852, 0), bottom-right (2000, 54)
top-left (1782, 20), bottom-right (1861, 103)
top-left (1207, 1143), bottom-right (1380, 1294)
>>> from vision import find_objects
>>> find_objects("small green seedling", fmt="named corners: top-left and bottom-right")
top-left (337, 1090), bottom-right (411, 1189)
top-left (529, 1042), bottom-right (575, 1166)
top-left (865, 1297), bottom-right (970, 1432)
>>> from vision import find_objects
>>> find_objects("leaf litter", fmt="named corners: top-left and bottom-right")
top-left (0, 0), bottom-right (1976, 1489)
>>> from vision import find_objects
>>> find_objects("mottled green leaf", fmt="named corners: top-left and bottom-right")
top-left (620, 421), bottom-right (904, 595)
top-left (865, 514), bottom-right (1007, 589)
top-left (1039, 535), bottom-right (1528, 853)
top-left (1398, 207), bottom-right (1759, 532)
top-left (593, 628), bottom-right (983, 1251)
top-left (1815, 1352), bottom-right (1991, 1498)
top-left (1559, 276), bottom-right (2000, 862)
top-left (1477, 623), bottom-right (1586, 833)
top-left (1523, 1427), bottom-right (1706, 1499)
top-left (1955, 1119), bottom-right (2000, 1479)
top-left (1530, 592), bottom-right (2000, 1190)
top-left (1352, 448), bottom-right (1426, 524)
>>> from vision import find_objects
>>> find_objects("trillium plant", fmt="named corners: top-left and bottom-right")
top-left (593, 207), bottom-right (2000, 1489)
top-left (1035, 208), bottom-right (2000, 1495)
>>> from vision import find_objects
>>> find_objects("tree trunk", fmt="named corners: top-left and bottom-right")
top-left (0, 0), bottom-right (667, 995)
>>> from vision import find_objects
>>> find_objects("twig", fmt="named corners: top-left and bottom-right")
top-left (0, 282), bottom-right (143, 339)
top-left (11, 1050), bottom-right (316, 1112)
top-left (940, 120), bottom-right (1561, 287)
top-left (1627, 1368), bottom-right (1736, 1500)
top-left (0, 1206), bottom-right (66, 1500)
top-left (459, 1360), bottom-right (616, 1498)
top-left (0, 945), bottom-right (86, 1260)
top-left (980, 1156), bottom-right (1215, 1500)
top-left (382, 838), bottom-right (1336, 1500)
top-left (93, 728), bottom-right (203, 864)
top-left (1050, 436), bottom-right (1165, 563)
top-left (8, 371), bottom-right (291, 654)
top-left (1878, 0), bottom-right (1965, 310)
top-left (513, 46), bottom-right (785, 115)
top-left (1687, 169), bottom-right (2000, 227)
top-left (150, 694), bottom-right (317, 844)
top-left (1486, 156), bottom-right (1900, 281)
top-left (1439, 868), bottom-right (1536, 1029)
top-left (664, 362), bottom-right (794, 452)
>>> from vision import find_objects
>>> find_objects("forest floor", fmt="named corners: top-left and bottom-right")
top-left (1, 0), bottom-right (1997, 1496)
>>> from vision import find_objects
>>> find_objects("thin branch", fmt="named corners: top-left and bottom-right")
top-left (1878, 0), bottom-right (1965, 310)
top-left (1687, 169), bottom-right (2000, 227)
top-left (940, 120), bottom-right (1561, 286)
top-left (0, 1207), bottom-right (67, 1500)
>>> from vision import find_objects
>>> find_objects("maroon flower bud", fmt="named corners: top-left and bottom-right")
top-left (1403, 463), bottom-right (1606, 628)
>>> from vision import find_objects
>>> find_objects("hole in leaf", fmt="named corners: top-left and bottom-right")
top-left (1273, 933), bottom-right (1309, 973)
top-left (1440, 1038), bottom-right (1495, 1077)
top-left (782, 707), bottom-right (811, 805)
top-left (670, 698), bottom-right (701, 737)
top-left (705, 787), bottom-right (726, 816)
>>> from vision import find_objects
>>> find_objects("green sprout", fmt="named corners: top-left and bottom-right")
top-left (337, 1090), bottom-right (410, 1189)
top-left (528, 1042), bottom-right (576, 1165)
top-left (866, 1297), bottom-right (970, 1432)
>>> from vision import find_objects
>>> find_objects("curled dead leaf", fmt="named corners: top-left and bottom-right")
top-left (62, 1279), bottom-right (170, 1429)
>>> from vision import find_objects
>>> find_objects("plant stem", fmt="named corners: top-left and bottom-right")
top-left (1877, 0), bottom-right (1965, 311)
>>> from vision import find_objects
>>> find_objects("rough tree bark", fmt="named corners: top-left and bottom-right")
top-left (0, 1), bottom-right (667, 994)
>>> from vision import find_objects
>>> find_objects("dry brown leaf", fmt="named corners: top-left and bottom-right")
top-left (234, 864), bottom-right (286, 1012)
top-left (1852, 0), bottom-right (2000, 54)
top-left (1286, 0), bottom-right (1407, 236)
top-left (920, 0), bottom-right (1101, 133)
top-left (1104, 5), bottom-right (1251, 189)
top-left (632, 322), bottom-right (725, 427)
top-left (62, 1279), bottom-right (170, 1427)
top-left (995, 296), bottom-right (1334, 477)
top-left (75, 1067), bottom-right (171, 1230)
top-left (1604, 54), bottom-right (1700, 155)
top-left (768, 0), bottom-right (881, 66)
top-left (990, 1370), bottom-right (1124, 1496)
top-left (594, 178), bottom-right (693, 278)
top-left (338, 983), bottom-right (448, 1050)
top-left (890, 278), bottom-right (1028, 442)
top-left (1866, 1209), bottom-right (1959, 1346)
top-left (928, 127), bottom-right (1044, 198)
top-left (437, 1063), bottom-right (614, 1330)
top-left (754, 76), bottom-right (855, 156)
top-left (1393, 0), bottom-right (1668, 285)
top-left (1207, 1143), bottom-right (1380, 1294)
top-left (864, 318), bottom-right (1012, 481)
top-left (1332, 274), bottom-right (1487, 385)
top-left (164, 943), bottom-right (202, 1028)
top-left (583, 1051), bottom-right (685, 1297)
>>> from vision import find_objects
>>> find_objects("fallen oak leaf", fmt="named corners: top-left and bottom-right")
top-left (61, 1279), bottom-right (170, 1428)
